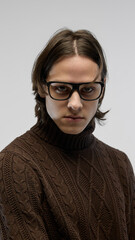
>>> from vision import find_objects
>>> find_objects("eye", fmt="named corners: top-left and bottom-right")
top-left (81, 86), bottom-right (95, 95)
top-left (56, 86), bottom-right (68, 92)
top-left (51, 84), bottom-right (71, 95)
top-left (82, 87), bottom-right (93, 92)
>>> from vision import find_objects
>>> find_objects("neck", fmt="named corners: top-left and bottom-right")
top-left (31, 113), bottom-right (95, 150)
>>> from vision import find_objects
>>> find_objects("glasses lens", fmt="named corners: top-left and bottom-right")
top-left (79, 82), bottom-right (102, 100)
top-left (49, 82), bottom-right (72, 100)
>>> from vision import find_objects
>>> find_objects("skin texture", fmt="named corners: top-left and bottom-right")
top-left (41, 56), bottom-right (103, 135)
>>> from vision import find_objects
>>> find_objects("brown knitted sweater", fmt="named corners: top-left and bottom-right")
top-left (0, 117), bottom-right (135, 240)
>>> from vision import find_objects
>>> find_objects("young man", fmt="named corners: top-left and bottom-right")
top-left (0, 29), bottom-right (134, 240)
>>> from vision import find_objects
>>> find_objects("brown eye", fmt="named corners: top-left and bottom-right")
top-left (50, 83), bottom-right (71, 96)
top-left (55, 86), bottom-right (69, 94)
top-left (81, 87), bottom-right (94, 93)
top-left (80, 86), bottom-right (95, 96)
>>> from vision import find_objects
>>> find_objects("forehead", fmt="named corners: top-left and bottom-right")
top-left (47, 55), bottom-right (100, 83)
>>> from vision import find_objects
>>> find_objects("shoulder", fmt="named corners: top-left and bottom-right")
top-left (0, 131), bottom-right (43, 202)
top-left (0, 139), bottom-right (43, 239)
top-left (94, 138), bottom-right (135, 214)
top-left (94, 137), bottom-right (134, 186)
top-left (0, 125), bottom-right (45, 160)
top-left (1, 128), bottom-right (31, 152)
top-left (0, 127), bottom-right (43, 183)
top-left (95, 137), bottom-right (131, 166)
top-left (0, 134), bottom-right (41, 185)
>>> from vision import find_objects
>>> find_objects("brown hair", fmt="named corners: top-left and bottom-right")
top-left (32, 28), bottom-right (108, 125)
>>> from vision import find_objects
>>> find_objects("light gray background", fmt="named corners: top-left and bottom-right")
top-left (0, 0), bottom-right (135, 170)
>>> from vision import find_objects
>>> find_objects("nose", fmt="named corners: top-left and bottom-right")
top-left (67, 91), bottom-right (83, 111)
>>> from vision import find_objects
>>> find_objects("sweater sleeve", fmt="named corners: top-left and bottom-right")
top-left (0, 151), bottom-right (49, 240)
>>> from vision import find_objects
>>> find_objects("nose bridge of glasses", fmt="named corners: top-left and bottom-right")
top-left (70, 83), bottom-right (80, 95)
top-left (68, 85), bottom-right (82, 104)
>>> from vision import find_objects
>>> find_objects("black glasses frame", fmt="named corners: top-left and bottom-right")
top-left (45, 81), bottom-right (105, 101)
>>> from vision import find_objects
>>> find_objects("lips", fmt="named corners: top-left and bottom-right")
top-left (63, 116), bottom-right (84, 122)
top-left (65, 115), bottom-right (84, 119)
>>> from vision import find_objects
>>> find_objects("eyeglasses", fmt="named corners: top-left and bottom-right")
top-left (45, 81), bottom-right (104, 101)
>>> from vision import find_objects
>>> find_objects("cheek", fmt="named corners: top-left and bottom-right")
top-left (45, 97), bottom-right (61, 120)
top-left (46, 97), bottom-right (55, 118)
top-left (87, 101), bottom-right (98, 117)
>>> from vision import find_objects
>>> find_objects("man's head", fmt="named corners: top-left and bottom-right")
top-left (32, 29), bottom-right (108, 133)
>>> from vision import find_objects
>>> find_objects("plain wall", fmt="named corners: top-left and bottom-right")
top-left (0, 0), bottom-right (135, 170)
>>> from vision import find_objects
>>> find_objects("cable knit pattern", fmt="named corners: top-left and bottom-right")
top-left (0, 119), bottom-right (135, 240)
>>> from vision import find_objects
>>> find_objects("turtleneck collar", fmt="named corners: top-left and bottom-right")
top-left (31, 113), bottom-right (95, 150)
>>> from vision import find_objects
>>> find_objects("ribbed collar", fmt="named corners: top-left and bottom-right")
top-left (31, 114), bottom-right (95, 150)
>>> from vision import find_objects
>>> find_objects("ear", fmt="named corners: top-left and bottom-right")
top-left (37, 83), bottom-right (46, 98)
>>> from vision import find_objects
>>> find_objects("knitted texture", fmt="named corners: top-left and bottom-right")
top-left (0, 120), bottom-right (135, 240)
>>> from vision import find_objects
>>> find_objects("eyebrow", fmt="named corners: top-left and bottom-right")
top-left (48, 74), bottom-right (101, 84)
top-left (46, 71), bottom-right (102, 84)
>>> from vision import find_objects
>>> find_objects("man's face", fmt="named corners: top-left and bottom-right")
top-left (44, 55), bottom-right (102, 135)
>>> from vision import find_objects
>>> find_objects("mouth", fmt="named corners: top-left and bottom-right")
top-left (64, 116), bottom-right (84, 122)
